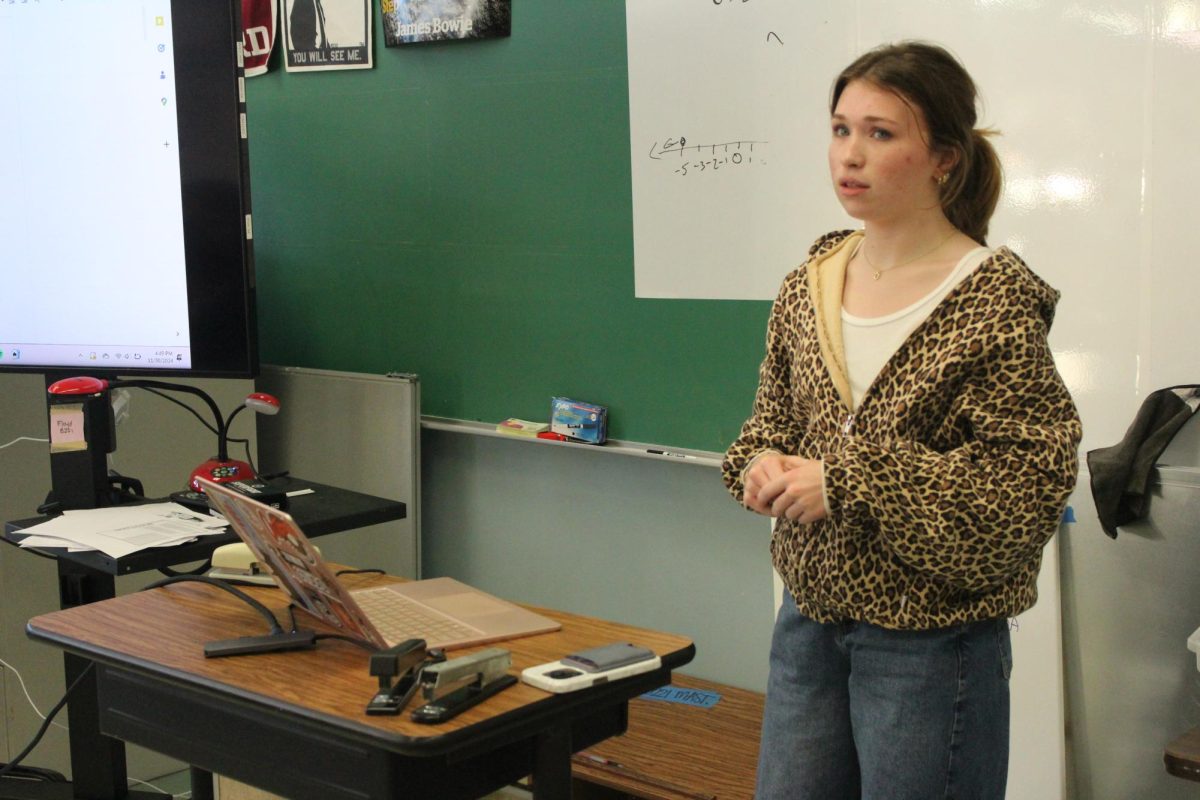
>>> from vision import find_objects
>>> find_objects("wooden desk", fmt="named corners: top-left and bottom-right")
top-left (4, 480), bottom-right (405, 800)
top-left (26, 571), bottom-right (694, 800)
top-left (572, 675), bottom-right (762, 800)
top-left (1165, 726), bottom-right (1200, 782)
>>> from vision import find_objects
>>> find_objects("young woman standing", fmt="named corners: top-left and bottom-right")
top-left (723, 42), bottom-right (1081, 799)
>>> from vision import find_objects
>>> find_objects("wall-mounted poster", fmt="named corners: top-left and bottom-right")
top-left (242, 0), bottom-right (278, 76)
top-left (381, 0), bottom-right (511, 46)
top-left (282, 0), bottom-right (373, 71)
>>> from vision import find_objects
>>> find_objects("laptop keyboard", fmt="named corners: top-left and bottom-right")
top-left (352, 587), bottom-right (481, 644)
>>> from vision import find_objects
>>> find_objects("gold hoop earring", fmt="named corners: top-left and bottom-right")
top-left (937, 172), bottom-right (950, 186)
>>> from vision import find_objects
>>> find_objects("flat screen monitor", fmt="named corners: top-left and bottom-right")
top-left (0, 0), bottom-right (257, 379)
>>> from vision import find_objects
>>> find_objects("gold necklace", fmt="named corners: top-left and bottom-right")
top-left (861, 232), bottom-right (955, 281)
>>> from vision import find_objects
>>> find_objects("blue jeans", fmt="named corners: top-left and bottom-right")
top-left (756, 593), bottom-right (1011, 800)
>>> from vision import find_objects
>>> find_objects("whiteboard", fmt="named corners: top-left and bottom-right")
top-left (627, 1), bottom-right (854, 300)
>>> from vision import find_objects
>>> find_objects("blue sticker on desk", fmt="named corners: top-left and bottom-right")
top-left (640, 685), bottom-right (721, 708)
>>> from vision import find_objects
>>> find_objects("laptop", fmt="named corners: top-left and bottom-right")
top-left (197, 477), bottom-right (561, 650)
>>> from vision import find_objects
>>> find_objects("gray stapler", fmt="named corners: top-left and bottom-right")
top-left (419, 647), bottom-right (511, 701)
top-left (411, 647), bottom-right (516, 724)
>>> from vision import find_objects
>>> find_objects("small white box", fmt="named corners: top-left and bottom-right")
top-left (1187, 626), bottom-right (1200, 671)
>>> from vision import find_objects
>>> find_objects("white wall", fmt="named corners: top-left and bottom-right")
top-left (1061, 463), bottom-right (1200, 796)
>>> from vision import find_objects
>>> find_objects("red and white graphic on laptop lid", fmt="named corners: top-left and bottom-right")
top-left (199, 478), bottom-right (386, 648)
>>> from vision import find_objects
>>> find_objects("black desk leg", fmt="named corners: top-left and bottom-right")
top-left (189, 768), bottom-right (213, 800)
top-left (56, 566), bottom-right (168, 800)
top-left (63, 653), bottom-right (128, 800)
top-left (58, 562), bottom-right (132, 800)
top-left (531, 721), bottom-right (572, 800)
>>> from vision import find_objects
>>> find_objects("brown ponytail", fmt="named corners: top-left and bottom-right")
top-left (831, 42), bottom-right (1003, 245)
top-left (941, 129), bottom-right (1003, 245)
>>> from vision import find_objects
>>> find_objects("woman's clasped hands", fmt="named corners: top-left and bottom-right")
top-left (743, 454), bottom-right (828, 524)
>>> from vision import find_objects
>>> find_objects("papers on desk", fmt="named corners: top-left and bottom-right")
top-left (15, 503), bottom-right (228, 559)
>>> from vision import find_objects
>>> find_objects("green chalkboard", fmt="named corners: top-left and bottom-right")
top-left (246, 1), bottom-right (770, 452)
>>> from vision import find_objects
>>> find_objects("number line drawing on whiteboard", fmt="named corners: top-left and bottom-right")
top-left (627, 1), bottom-right (851, 299)
top-left (648, 138), bottom-right (769, 178)
top-left (648, 138), bottom-right (767, 159)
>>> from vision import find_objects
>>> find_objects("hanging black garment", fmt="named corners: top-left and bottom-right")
top-left (1087, 385), bottom-right (1200, 538)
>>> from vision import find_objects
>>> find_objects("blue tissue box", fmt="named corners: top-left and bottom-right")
top-left (550, 397), bottom-right (607, 444)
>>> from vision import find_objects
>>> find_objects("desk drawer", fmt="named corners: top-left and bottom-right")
top-left (96, 664), bottom-right (628, 800)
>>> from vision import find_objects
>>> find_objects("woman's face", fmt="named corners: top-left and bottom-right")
top-left (828, 80), bottom-right (949, 225)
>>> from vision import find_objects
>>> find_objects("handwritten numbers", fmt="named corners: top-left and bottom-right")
top-left (654, 138), bottom-right (764, 177)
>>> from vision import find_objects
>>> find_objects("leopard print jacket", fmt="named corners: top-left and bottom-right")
top-left (723, 230), bottom-right (1082, 629)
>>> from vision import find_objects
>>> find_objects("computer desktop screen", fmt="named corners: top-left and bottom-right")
top-left (0, 0), bottom-right (257, 378)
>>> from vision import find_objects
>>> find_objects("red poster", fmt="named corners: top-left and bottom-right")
top-left (242, 0), bottom-right (277, 76)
